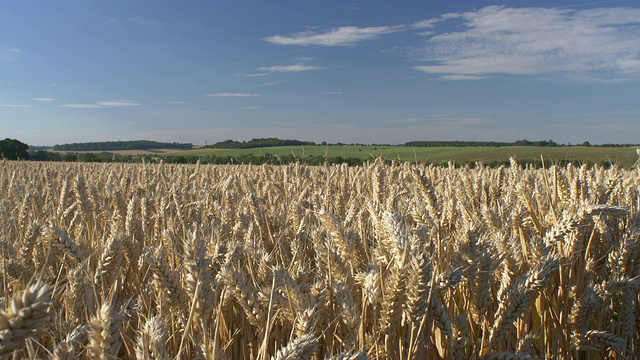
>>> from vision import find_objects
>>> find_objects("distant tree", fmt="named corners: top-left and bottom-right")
top-left (0, 138), bottom-right (30, 160)
top-left (582, 141), bottom-right (591, 147)
top-left (62, 153), bottom-right (79, 162)
top-left (171, 155), bottom-right (188, 164)
top-left (31, 150), bottom-right (62, 161)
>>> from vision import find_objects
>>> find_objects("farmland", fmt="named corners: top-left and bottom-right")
top-left (58, 145), bottom-right (640, 168)
top-left (183, 145), bottom-right (639, 166)
top-left (1, 159), bottom-right (639, 359)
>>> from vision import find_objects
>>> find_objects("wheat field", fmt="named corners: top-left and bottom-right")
top-left (0, 159), bottom-right (638, 359)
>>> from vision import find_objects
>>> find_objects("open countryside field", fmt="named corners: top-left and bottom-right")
top-left (166, 145), bottom-right (640, 167)
top-left (1, 159), bottom-right (639, 359)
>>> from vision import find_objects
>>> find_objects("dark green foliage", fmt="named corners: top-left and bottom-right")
top-left (52, 140), bottom-right (192, 151)
top-left (0, 138), bottom-right (30, 160)
top-left (205, 137), bottom-right (316, 149)
top-left (30, 150), bottom-right (62, 161)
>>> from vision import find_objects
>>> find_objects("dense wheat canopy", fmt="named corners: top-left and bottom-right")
top-left (0, 159), bottom-right (639, 359)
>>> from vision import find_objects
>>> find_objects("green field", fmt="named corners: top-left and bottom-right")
top-left (169, 145), bottom-right (639, 167)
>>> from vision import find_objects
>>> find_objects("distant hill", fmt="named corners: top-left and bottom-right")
top-left (53, 140), bottom-right (193, 151)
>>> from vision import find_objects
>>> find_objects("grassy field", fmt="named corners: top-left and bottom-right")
top-left (165, 145), bottom-right (640, 167)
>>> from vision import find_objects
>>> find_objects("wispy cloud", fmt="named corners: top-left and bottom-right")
top-left (232, 72), bottom-right (272, 77)
top-left (558, 122), bottom-right (640, 131)
top-left (32, 97), bottom-right (56, 102)
top-left (413, 6), bottom-right (640, 81)
top-left (439, 75), bottom-right (486, 81)
top-left (243, 58), bottom-right (324, 76)
top-left (106, 17), bottom-right (162, 28)
top-left (264, 25), bottom-right (404, 46)
top-left (95, 100), bottom-right (140, 107)
top-left (205, 93), bottom-right (262, 97)
top-left (260, 80), bottom-right (288, 86)
top-left (382, 114), bottom-right (494, 127)
top-left (323, 91), bottom-right (344, 95)
top-left (129, 17), bottom-right (162, 27)
top-left (168, 101), bottom-right (189, 104)
top-left (60, 100), bottom-right (141, 109)
top-left (0, 48), bottom-right (23, 61)
top-left (0, 104), bottom-right (32, 108)
top-left (60, 104), bottom-right (107, 109)
top-left (242, 106), bottom-right (262, 110)
top-left (258, 64), bottom-right (323, 73)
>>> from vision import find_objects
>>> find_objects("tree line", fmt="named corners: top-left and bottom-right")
top-left (205, 138), bottom-right (316, 149)
top-left (52, 140), bottom-right (193, 151)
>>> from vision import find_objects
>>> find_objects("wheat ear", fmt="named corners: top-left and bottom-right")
top-left (86, 303), bottom-right (123, 360)
top-left (271, 334), bottom-right (318, 360)
top-left (0, 281), bottom-right (52, 359)
top-left (135, 315), bottom-right (170, 360)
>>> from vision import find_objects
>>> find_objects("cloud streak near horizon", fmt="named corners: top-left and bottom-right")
top-left (60, 100), bottom-right (141, 109)
top-left (204, 93), bottom-right (262, 97)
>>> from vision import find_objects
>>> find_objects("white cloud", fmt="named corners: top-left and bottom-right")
top-left (260, 80), bottom-right (288, 86)
top-left (258, 64), bottom-right (323, 73)
top-left (130, 17), bottom-right (162, 27)
top-left (0, 104), bottom-right (32, 108)
top-left (32, 97), bottom-right (56, 102)
top-left (382, 114), bottom-right (494, 127)
top-left (60, 100), bottom-right (140, 109)
top-left (232, 72), bottom-right (272, 77)
top-left (60, 104), bottom-right (106, 109)
top-left (106, 17), bottom-right (162, 28)
top-left (95, 100), bottom-right (140, 107)
top-left (0, 48), bottom-right (23, 61)
top-left (412, 19), bottom-right (439, 29)
top-left (264, 25), bottom-right (403, 46)
top-left (413, 6), bottom-right (640, 81)
top-left (439, 75), bottom-right (487, 81)
top-left (205, 93), bottom-right (262, 97)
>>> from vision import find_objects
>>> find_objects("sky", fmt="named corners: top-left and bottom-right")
top-left (2, 0), bottom-right (640, 146)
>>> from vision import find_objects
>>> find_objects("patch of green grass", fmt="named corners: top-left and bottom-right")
top-left (171, 145), bottom-right (639, 167)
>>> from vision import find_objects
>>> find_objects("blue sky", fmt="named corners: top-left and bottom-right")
top-left (2, 0), bottom-right (640, 146)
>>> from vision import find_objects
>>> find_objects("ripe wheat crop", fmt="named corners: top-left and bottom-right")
top-left (0, 159), bottom-right (639, 359)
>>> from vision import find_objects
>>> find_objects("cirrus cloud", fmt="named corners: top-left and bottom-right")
top-left (205, 93), bottom-right (262, 97)
top-left (60, 100), bottom-right (141, 109)
top-left (0, 104), bottom-right (32, 108)
top-left (60, 104), bottom-right (107, 109)
top-left (95, 100), bottom-right (140, 107)
top-left (264, 25), bottom-right (404, 46)
top-left (413, 6), bottom-right (640, 82)
top-left (258, 64), bottom-right (323, 73)
top-left (0, 48), bottom-right (22, 61)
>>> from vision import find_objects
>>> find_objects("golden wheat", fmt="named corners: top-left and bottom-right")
top-left (0, 159), bottom-right (638, 358)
